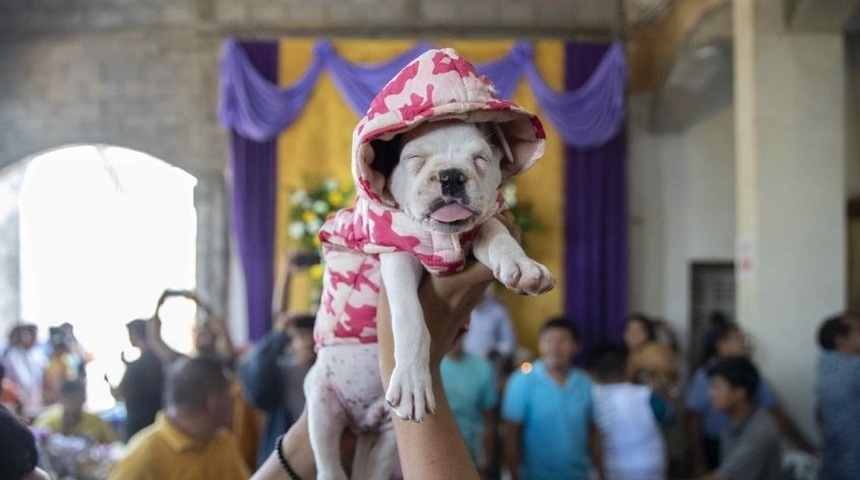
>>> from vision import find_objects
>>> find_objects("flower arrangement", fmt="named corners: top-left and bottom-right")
top-left (33, 429), bottom-right (123, 480)
top-left (502, 183), bottom-right (542, 244)
top-left (287, 176), bottom-right (355, 307)
top-left (288, 176), bottom-right (355, 252)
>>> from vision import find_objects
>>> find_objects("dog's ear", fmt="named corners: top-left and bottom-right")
top-left (360, 136), bottom-right (401, 201)
top-left (489, 122), bottom-right (514, 164)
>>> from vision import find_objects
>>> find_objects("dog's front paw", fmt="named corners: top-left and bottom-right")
top-left (495, 256), bottom-right (555, 296)
top-left (385, 363), bottom-right (436, 422)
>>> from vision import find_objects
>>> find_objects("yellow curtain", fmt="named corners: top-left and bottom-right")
top-left (276, 39), bottom-right (565, 353)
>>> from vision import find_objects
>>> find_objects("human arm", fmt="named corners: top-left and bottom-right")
top-left (503, 421), bottom-right (522, 480)
top-left (683, 368), bottom-right (710, 475)
top-left (144, 314), bottom-right (184, 365)
top-left (148, 289), bottom-right (188, 364)
top-left (272, 250), bottom-right (313, 316)
top-left (377, 258), bottom-right (496, 480)
top-left (585, 380), bottom-right (605, 480)
top-left (755, 380), bottom-right (817, 455)
top-left (501, 371), bottom-right (530, 480)
top-left (479, 362), bottom-right (499, 479)
top-left (481, 409), bottom-right (496, 479)
top-left (590, 422), bottom-right (606, 480)
top-left (685, 410), bottom-right (708, 476)
top-left (769, 406), bottom-right (817, 455)
top-left (201, 313), bottom-right (238, 365)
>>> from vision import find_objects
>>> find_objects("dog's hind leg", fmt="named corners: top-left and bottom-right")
top-left (305, 366), bottom-right (349, 480)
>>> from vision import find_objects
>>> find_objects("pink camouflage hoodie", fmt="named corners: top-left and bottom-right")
top-left (313, 47), bottom-right (546, 349)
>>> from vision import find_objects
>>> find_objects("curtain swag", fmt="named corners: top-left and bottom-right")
top-left (219, 37), bottom-right (627, 148)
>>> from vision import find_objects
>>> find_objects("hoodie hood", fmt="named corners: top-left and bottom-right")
top-left (351, 47), bottom-right (547, 208)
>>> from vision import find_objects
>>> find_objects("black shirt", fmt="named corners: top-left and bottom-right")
top-left (118, 349), bottom-right (165, 442)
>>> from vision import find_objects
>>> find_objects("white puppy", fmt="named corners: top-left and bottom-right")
top-left (303, 119), bottom-right (553, 480)
top-left (382, 119), bottom-right (555, 422)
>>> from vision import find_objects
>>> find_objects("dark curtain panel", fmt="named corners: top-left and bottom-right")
top-left (563, 42), bottom-right (629, 363)
top-left (229, 40), bottom-right (278, 342)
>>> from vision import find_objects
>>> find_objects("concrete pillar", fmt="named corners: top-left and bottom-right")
top-left (733, 0), bottom-right (846, 439)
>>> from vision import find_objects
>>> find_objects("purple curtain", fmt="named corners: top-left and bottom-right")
top-left (219, 38), bottom-right (626, 148)
top-left (229, 40), bottom-right (278, 342)
top-left (564, 42), bottom-right (628, 363)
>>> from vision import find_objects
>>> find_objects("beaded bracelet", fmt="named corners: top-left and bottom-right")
top-left (275, 434), bottom-right (302, 480)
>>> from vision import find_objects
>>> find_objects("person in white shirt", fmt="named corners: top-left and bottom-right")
top-left (462, 284), bottom-right (516, 362)
top-left (2, 324), bottom-right (48, 421)
top-left (591, 344), bottom-right (670, 480)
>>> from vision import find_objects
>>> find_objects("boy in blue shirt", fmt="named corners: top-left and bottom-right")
top-left (502, 317), bottom-right (601, 480)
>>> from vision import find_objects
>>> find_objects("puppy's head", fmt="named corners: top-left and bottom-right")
top-left (383, 119), bottom-right (508, 234)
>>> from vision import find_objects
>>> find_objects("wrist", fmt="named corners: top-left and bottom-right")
top-left (275, 434), bottom-right (302, 480)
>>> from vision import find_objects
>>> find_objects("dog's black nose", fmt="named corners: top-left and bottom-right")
top-left (439, 168), bottom-right (466, 197)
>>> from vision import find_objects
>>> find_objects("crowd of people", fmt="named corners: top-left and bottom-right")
top-left (1, 262), bottom-right (857, 480)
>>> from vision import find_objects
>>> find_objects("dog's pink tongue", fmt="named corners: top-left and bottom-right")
top-left (430, 204), bottom-right (473, 222)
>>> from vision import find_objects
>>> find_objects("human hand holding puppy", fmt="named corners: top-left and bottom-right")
top-left (250, 250), bottom-right (506, 480)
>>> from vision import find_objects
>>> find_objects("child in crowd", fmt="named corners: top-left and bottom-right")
top-left (502, 317), bottom-right (599, 480)
top-left (591, 344), bottom-right (670, 480)
top-left (815, 311), bottom-right (860, 480)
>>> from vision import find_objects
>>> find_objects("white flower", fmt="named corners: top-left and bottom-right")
top-left (288, 222), bottom-right (305, 239)
top-left (503, 184), bottom-right (518, 207)
top-left (324, 177), bottom-right (339, 191)
top-left (291, 189), bottom-right (308, 205)
top-left (307, 217), bottom-right (323, 232)
top-left (313, 200), bottom-right (328, 214)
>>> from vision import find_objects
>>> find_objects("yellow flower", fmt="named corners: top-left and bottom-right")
top-left (309, 264), bottom-right (323, 280)
top-left (312, 235), bottom-right (321, 248)
top-left (301, 210), bottom-right (316, 223)
top-left (328, 191), bottom-right (343, 207)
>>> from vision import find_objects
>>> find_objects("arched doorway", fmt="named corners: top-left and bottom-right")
top-left (14, 144), bottom-right (197, 411)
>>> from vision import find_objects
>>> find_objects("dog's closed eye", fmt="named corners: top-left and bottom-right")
top-left (403, 154), bottom-right (426, 171)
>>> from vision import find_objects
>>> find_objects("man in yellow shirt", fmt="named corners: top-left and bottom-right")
top-left (108, 356), bottom-right (250, 480)
top-left (34, 379), bottom-right (117, 444)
